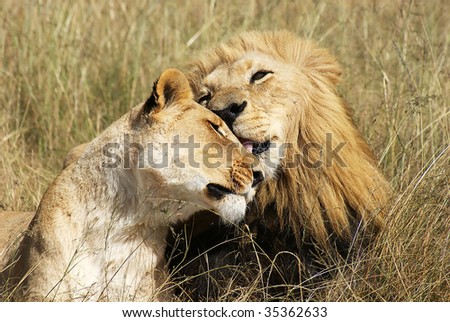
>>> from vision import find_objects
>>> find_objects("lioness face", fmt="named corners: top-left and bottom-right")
top-left (132, 69), bottom-right (263, 224)
top-left (193, 52), bottom-right (303, 178)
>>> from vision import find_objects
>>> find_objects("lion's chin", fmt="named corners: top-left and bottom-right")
top-left (212, 194), bottom-right (247, 224)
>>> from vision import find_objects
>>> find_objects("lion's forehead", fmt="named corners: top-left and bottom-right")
top-left (202, 52), bottom-right (293, 92)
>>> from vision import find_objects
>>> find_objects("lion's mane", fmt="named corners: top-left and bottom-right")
top-left (188, 31), bottom-right (391, 247)
top-left (168, 31), bottom-right (392, 299)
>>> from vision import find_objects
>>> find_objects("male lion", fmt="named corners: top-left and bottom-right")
top-left (1, 69), bottom-right (263, 301)
top-left (167, 30), bottom-right (392, 300)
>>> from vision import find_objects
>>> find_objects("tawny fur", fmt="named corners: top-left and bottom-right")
top-left (187, 30), bottom-right (391, 248)
top-left (54, 31), bottom-right (391, 245)
top-left (168, 30), bottom-right (392, 300)
top-left (0, 211), bottom-right (33, 269)
top-left (1, 69), bottom-right (257, 301)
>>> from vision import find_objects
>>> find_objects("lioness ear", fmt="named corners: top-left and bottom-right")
top-left (131, 69), bottom-right (193, 127)
top-left (142, 68), bottom-right (193, 116)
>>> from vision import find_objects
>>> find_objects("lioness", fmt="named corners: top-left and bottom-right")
top-left (1, 69), bottom-right (262, 301)
top-left (14, 30), bottom-right (390, 301)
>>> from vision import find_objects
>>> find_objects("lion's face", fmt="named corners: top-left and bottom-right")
top-left (194, 52), bottom-right (303, 178)
top-left (185, 30), bottom-right (391, 246)
top-left (131, 69), bottom-right (262, 224)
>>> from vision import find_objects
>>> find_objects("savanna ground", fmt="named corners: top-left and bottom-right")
top-left (0, 0), bottom-right (448, 301)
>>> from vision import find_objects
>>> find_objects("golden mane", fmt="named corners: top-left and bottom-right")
top-left (187, 30), bottom-right (392, 249)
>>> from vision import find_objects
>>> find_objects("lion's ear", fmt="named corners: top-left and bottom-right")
top-left (291, 39), bottom-right (342, 86)
top-left (142, 68), bottom-right (193, 116)
top-left (131, 69), bottom-right (193, 127)
top-left (306, 48), bottom-right (342, 85)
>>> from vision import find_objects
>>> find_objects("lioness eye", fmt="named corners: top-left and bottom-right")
top-left (208, 121), bottom-right (225, 137)
top-left (198, 92), bottom-right (211, 106)
top-left (250, 70), bottom-right (273, 84)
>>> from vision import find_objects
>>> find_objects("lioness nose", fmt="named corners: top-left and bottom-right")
top-left (252, 170), bottom-right (264, 187)
top-left (214, 101), bottom-right (247, 128)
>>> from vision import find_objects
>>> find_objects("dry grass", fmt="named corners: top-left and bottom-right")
top-left (1, 0), bottom-right (448, 301)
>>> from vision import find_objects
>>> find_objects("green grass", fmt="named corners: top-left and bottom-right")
top-left (1, 0), bottom-right (448, 301)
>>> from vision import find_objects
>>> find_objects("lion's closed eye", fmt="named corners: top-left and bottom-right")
top-left (250, 70), bottom-right (273, 84)
top-left (198, 92), bottom-right (212, 106)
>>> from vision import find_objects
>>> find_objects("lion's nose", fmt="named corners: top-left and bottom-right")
top-left (252, 170), bottom-right (264, 187)
top-left (214, 101), bottom-right (247, 128)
